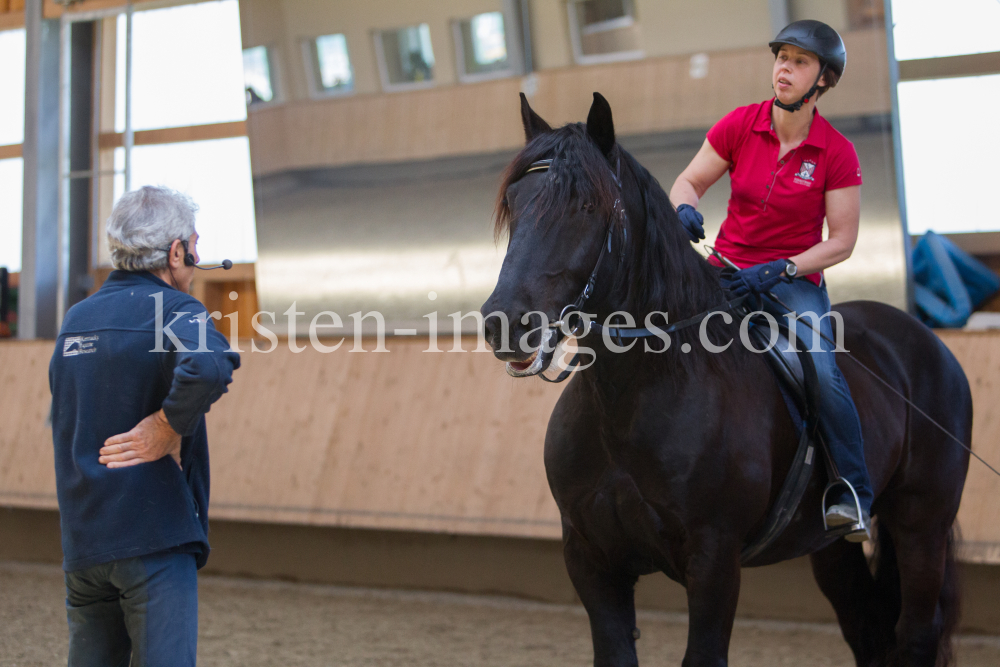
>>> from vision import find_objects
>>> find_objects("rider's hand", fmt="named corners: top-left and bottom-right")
top-left (676, 204), bottom-right (705, 242)
top-left (720, 259), bottom-right (790, 297)
top-left (99, 409), bottom-right (182, 469)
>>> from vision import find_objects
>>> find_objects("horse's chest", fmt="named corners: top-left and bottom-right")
top-left (566, 471), bottom-right (685, 578)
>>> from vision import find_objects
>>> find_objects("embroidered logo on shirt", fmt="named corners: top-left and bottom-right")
top-left (63, 335), bottom-right (99, 357)
top-left (793, 159), bottom-right (817, 187)
top-left (795, 160), bottom-right (816, 181)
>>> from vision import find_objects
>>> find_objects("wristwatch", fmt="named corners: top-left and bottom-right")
top-left (784, 260), bottom-right (798, 278)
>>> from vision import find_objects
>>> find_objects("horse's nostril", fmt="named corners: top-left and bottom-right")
top-left (483, 315), bottom-right (499, 346)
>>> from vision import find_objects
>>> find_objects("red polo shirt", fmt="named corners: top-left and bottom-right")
top-left (706, 99), bottom-right (862, 285)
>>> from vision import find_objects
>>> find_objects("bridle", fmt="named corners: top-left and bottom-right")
top-left (506, 154), bottom-right (748, 383)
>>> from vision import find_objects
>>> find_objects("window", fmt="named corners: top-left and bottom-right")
top-left (115, 1), bottom-right (247, 132)
top-left (305, 33), bottom-right (354, 96)
top-left (897, 74), bottom-right (1000, 235)
top-left (0, 28), bottom-right (26, 146)
top-left (99, 0), bottom-right (257, 268)
top-left (0, 28), bottom-right (26, 273)
top-left (454, 11), bottom-right (519, 82)
top-left (567, 0), bottom-right (642, 65)
top-left (0, 158), bottom-right (23, 273)
top-left (374, 24), bottom-right (435, 91)
top-left (891, 0), bottom-right (1000, 61)
top-left (243, 45), bottom-right (276, 105)
top-left (113, 138), bottom-right (258, 265)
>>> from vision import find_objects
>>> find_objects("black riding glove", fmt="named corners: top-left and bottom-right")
top-left (676, 204), bottom-right (705, 242)
top-left (720, 259), bottom-right (790, 297)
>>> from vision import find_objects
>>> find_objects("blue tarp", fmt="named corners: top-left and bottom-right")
top-left (912, 231), bottom-right (1000, 328)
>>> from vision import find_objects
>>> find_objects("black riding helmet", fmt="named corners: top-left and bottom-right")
top-left (769, 20), bottom-right (846, 112)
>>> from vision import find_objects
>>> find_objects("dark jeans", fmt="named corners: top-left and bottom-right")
top-left (65, 551), bottom-right (198, 667)
top-left (762, 278), bottom-right (874, 514)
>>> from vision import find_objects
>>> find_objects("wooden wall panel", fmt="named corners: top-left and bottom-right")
top-left (204, 339), bottom-right (563, 537)
top-left (247, 29), bottom-right (889, 176)
top-left (5, 324), bottom-right (998, 557)
top-left (0, 338), bottom-right (565, 538)
top-left (937, 331), bottom-right (1000, 563)
top-left (0, 341), bottom-right (58, 511)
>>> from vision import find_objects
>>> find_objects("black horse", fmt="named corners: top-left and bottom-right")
top-left (481, 93), bottom-right (971, 667)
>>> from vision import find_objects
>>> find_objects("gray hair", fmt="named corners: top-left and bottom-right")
top-left (106, 186), bottom-right (198, 271)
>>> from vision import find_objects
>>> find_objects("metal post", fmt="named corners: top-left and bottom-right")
top-left (57, 15), bottom-right (70, 325)
top-left (124, 0), bottom-right (133, 192)
top-left (519, 0), bottom-right (533, 73)
top-left (768, 0), bottom-right (790, 38)
top-left (884, 1), bottom-right (914, 313)
top-left (20, 0), bottom-right (61, 339)
top-left (68, 22), bottom-right (95, 311)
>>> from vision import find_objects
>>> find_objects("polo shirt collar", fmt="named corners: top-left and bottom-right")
top-left (755, 99), bottom-right (828, 149)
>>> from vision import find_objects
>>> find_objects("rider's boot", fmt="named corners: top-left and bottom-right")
top-left (825, 503), bottom-right (871, 542)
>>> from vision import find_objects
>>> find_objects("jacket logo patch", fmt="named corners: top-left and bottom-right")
top-left (63, 335), bottom-right (99, 357)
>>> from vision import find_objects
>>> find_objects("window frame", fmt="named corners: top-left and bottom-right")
top-left (372, 24), bottom-right (438, 93)
top-left (302, 33), bottom-right (356, 100)
top-left (451, 11), bottom-right (522, 85)
top-left (566, 0), bottom-right (643, 66)
top-left (57, 1), bottom-right (257, 272)
top-left (243, 43), bottom-right (283, 109)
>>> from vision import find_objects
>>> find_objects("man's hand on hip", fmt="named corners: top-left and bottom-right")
top-left (100, 409), bottom-right (181, 469)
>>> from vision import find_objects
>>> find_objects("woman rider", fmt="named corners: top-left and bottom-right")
top-left (668, 20), bottom-right (873, 542)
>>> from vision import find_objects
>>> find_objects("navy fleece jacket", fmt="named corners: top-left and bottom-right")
top-left (49, 270), bottom-right (240, 572)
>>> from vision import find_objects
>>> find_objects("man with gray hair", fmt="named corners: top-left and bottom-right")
top-left (49, 185), bottom-right (240, 666)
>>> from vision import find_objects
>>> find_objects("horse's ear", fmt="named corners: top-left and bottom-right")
top-left (520, 92), bottom-right (552, 142)
top-left (586, 92), bottom-right (616, 156)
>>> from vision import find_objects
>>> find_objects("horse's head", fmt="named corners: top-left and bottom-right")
top-left (481, 93), bottom-right (627, 376)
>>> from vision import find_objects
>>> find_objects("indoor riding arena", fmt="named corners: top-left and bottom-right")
top-left (2, 1), bottom-right (1000, 666)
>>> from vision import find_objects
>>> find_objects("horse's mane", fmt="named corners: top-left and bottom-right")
top-left (495, 123), bottom-right (739, 365)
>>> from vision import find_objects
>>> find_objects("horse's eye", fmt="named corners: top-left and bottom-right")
top-left (583, 203), bottom-right (595, 213)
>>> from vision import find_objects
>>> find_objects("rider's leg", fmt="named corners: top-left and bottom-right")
top-left (763, 279), bottom-right (874, 517)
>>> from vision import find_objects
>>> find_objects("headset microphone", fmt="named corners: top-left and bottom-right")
top-left (174, 239), bottom-right (232, 270)
top-left (193, 259), bottom-right (233, 271)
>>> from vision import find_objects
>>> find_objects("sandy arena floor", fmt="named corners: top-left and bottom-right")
top-left (2, 561), bottom-right (1000, 666)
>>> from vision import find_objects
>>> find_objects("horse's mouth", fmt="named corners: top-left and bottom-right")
top-left (506, 349), bottom-right (540, 375)
top-left (505, 329), bottom-right (558, 378)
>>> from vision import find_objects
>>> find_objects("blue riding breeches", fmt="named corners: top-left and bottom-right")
top-left (761, 278), bottom-right (874, 514)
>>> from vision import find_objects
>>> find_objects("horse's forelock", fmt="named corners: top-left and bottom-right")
top-left (493, 124), bottom-right (623, 243)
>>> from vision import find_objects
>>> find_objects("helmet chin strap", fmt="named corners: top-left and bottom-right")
top-left (774, 62), bottom-right (827, 112)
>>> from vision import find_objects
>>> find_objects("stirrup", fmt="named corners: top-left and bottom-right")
top-left (821, 478), bottom-right (865, 536)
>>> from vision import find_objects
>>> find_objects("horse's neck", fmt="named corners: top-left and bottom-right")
top-left (621, 161), bottom-right (723, 320)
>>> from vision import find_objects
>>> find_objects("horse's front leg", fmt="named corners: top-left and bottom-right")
top-left (682, 536), bottom-right (742, 667)
top-left (564, 531), bottom-right (640, 667)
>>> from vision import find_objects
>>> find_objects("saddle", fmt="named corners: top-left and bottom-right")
top-left (738, 308), bottom-right (864, 564)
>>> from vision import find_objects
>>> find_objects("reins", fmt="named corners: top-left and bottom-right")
top-left (706, 246), bottom-right (1000, 480)
top-left (511, 155), bottom-right (1000, 479)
